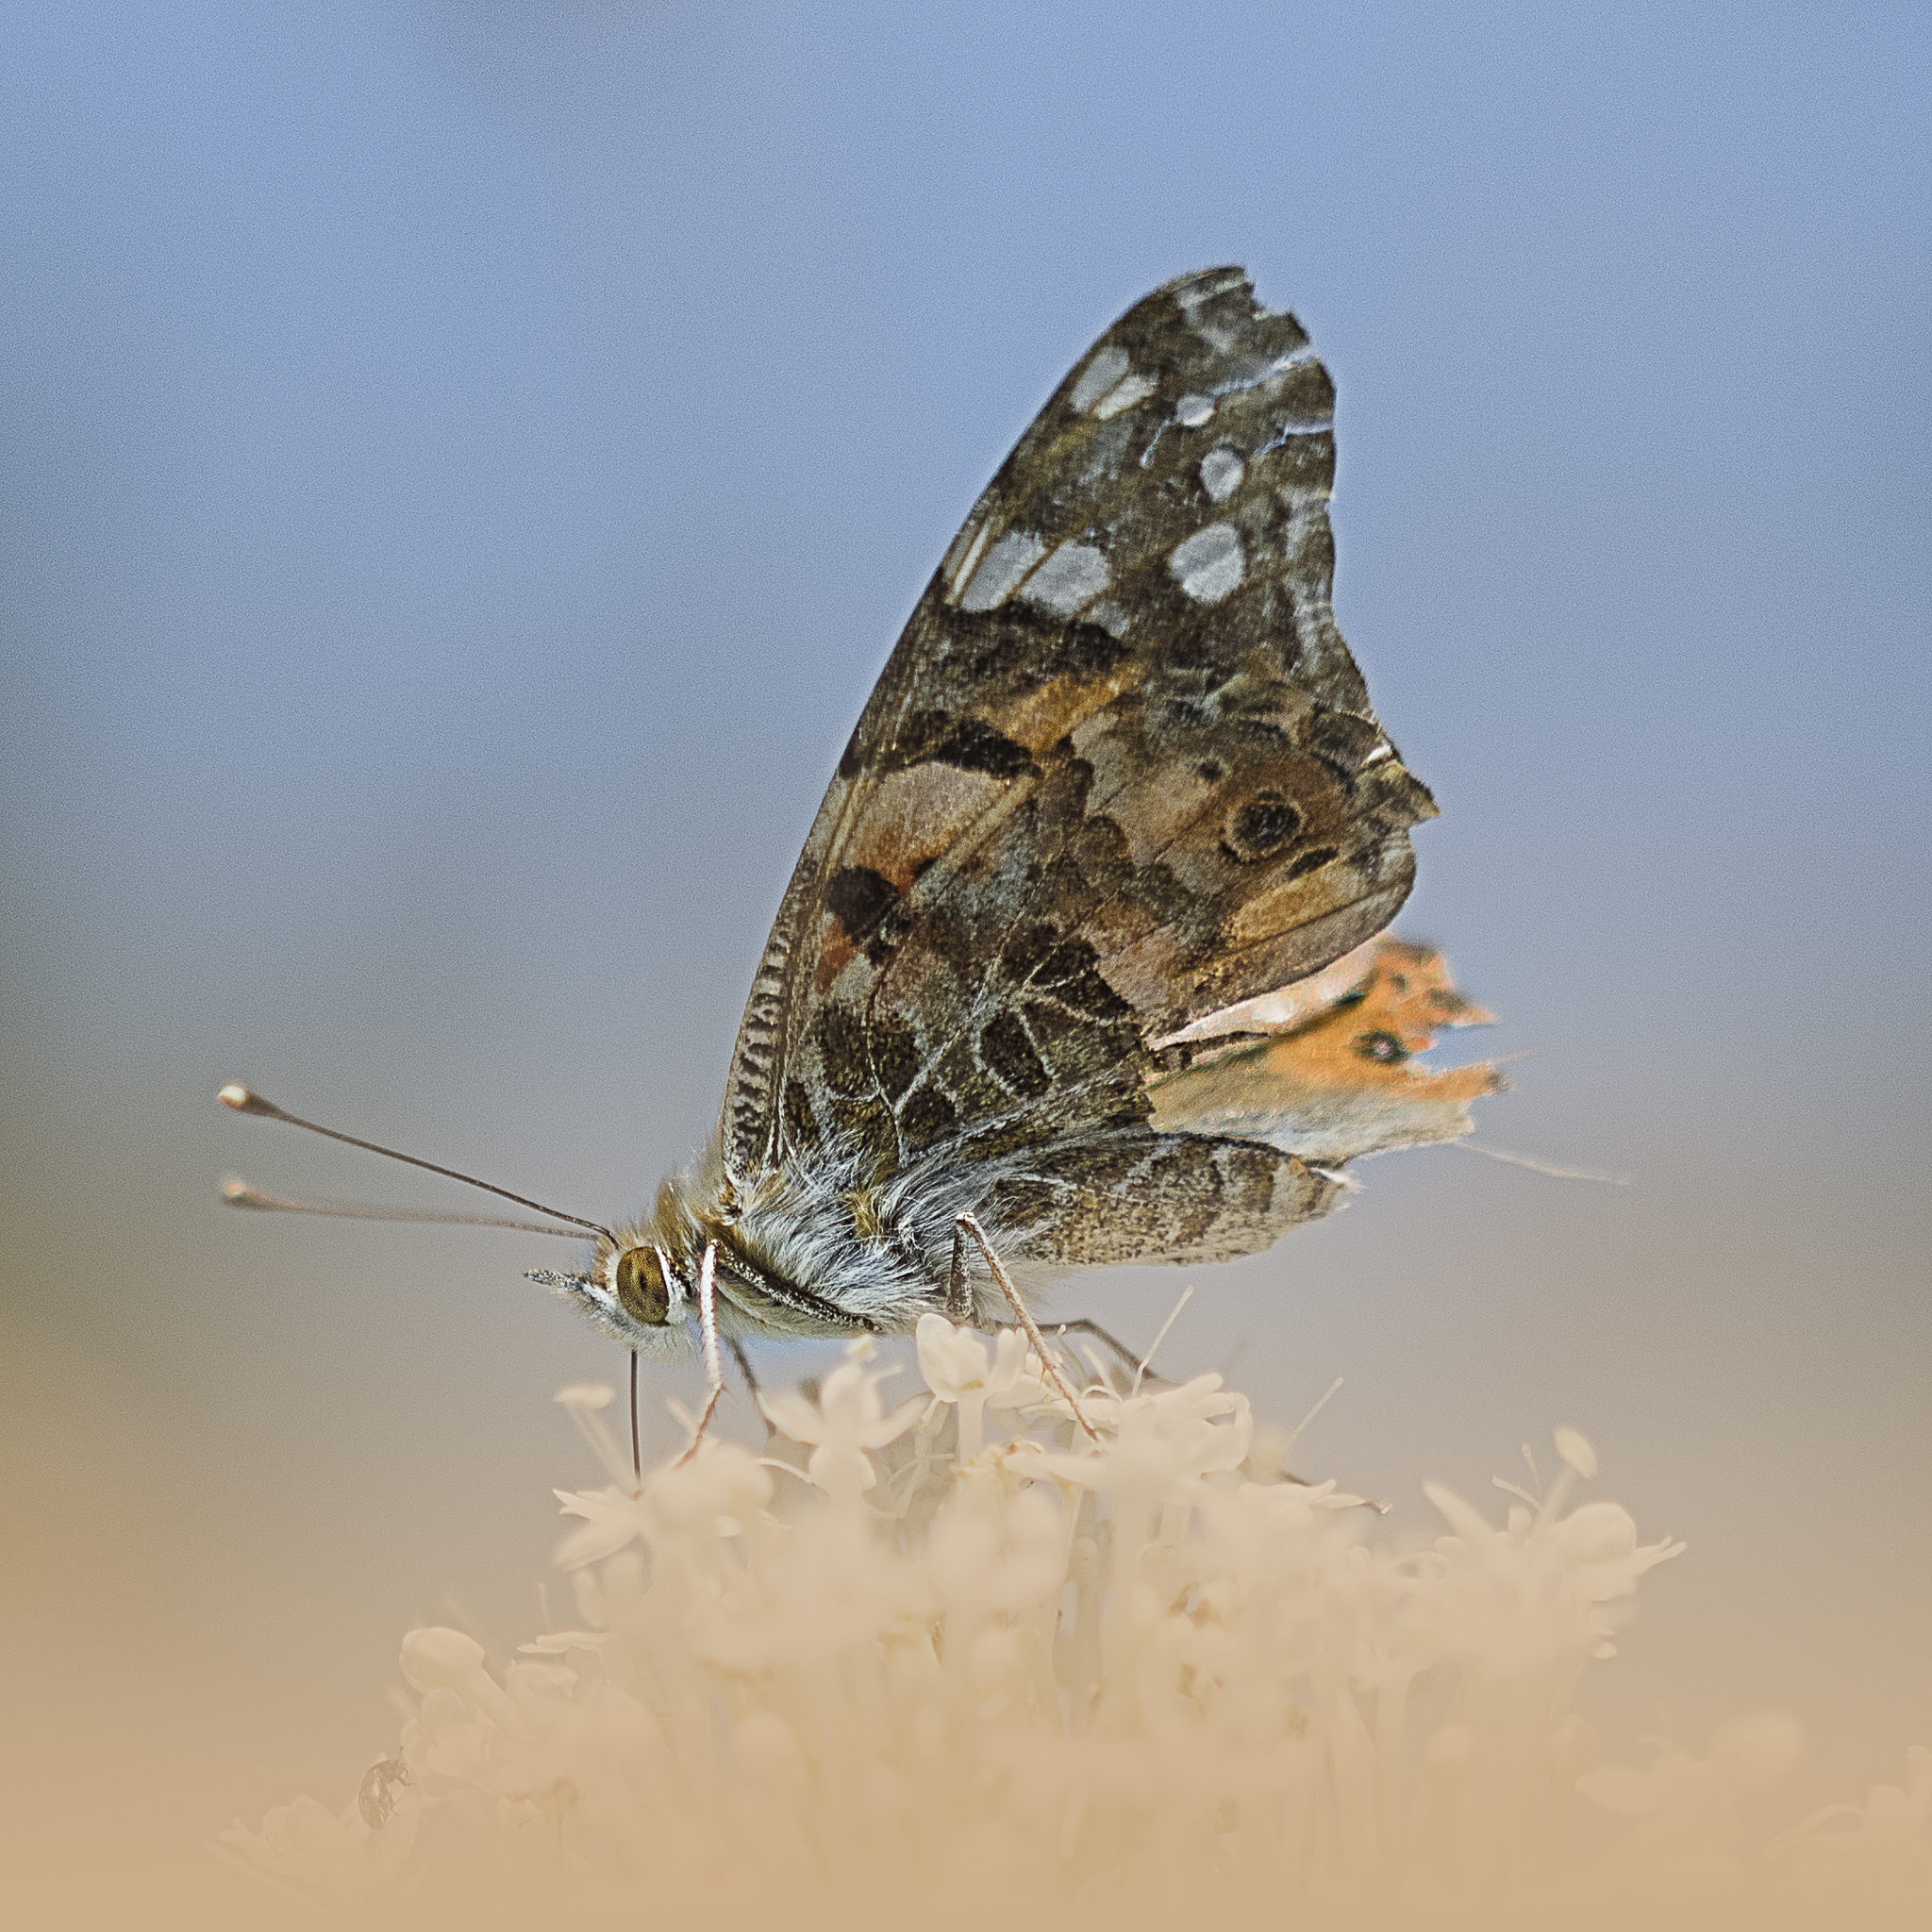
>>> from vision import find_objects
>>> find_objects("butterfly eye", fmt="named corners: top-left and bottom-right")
top-left (614, 1247), bottom-right (674, 1324)
top-left (1355, 1030), bottom-right (1408, 1065)
top-left (1222, 792), bottom-right (1303, 863)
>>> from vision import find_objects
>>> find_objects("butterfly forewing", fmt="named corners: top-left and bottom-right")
top-left (724, 267), bottom-right (1436, 1202)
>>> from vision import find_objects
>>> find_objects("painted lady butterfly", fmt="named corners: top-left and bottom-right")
top-left (225, 268), bottom-right (1498, 1435)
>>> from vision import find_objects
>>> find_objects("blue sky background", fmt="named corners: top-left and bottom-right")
top-left (3, 1), bottom-right (1927, 1901)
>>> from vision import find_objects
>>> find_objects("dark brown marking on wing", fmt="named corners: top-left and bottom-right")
top-left (869, 1011), bottom-right (923, 1101)
top-left (978, 1009), bottom-right (1054, 1098)
top-left (924, 715), bottom-right (1038, 780)
top-left (898, 1083), bottom-right (957, 1152)
top-left (942, 604), bottom-right (1137, 691)
top-left (824, 866), bottom-right (899, 942)
top-left (781, 1076), bottom-right (821, 1153)
top-left (1224, 794), bottom-right (1303, 863)
top-left (814, 1005), bottom-right (873, 1096)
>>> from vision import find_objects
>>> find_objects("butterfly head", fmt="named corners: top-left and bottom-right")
top-left (527, 1235), bottom-right (696, 1355)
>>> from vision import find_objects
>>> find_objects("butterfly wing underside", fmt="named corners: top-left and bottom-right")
top-left (720, 268), bottom-right (1441, 1270)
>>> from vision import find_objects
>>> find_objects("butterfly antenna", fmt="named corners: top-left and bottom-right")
top-left (217, 1084), bottom-right (616, 1242)
top-left (220, 1177), bottom-right (589, 1238)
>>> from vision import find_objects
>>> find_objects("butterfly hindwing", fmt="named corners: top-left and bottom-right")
top-left (975, 1130), bottom-right (1343, 1274)
top-left (1149, 936), bottom-right (1504, 1166)
top-left (723, 268), bottom-right (1437, 1219)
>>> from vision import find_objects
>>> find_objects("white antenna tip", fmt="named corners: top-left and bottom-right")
top-left (218, 1176), bottom-right (280, 1211)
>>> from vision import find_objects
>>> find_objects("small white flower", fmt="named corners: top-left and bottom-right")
top-left (916, 1315), bottom-right (1052, 1459)
top-left (916, 1312), bottom-right (991, 1403)
top-left (1424, 1482), bottom-right (1685, 1665)
top-left (1039, 1372), bottom-right (1254, 1497)
top-left (644, 1434), bottom-right (774, 1538)
top-left (760, 1358), bottom-right (924, 1502)
top-left (552, 1483), bottom-right (650, 1570)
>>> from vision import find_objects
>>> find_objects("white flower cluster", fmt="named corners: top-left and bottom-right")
top-left (222, 1321), bottom-right (1932, 1928)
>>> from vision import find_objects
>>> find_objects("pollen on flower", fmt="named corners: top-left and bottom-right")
top-left (218, 1336), bottom-right (1932, 1930)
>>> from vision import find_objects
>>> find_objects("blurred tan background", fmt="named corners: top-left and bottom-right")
top-left (3, 4), bottom-right (1927, 1924)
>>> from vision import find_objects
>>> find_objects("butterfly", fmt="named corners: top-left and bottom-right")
top-left (524, 266), bottom-right (1497, 1377)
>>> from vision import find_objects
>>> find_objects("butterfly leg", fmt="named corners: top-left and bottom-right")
top-left (945, 1220), bottom-right (974, 1322)
top-left (954, 1213), bottom-right (1099, 1442)
top-left (674, 1242), bottom-right (724, 1466)
top-left (725, 1333), bottom-right (764, 1413)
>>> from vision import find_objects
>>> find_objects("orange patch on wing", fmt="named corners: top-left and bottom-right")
top-left (1147, 936), bottom-right (1501, 1155)
top-left (1348, 939), bottom-right (1495, 1052)
top-left (981, 665), bottom-right (1140, 758)
top-left (1241, 937), bottom-right (1499, 1102)
top-left (814, 918), bottom-right (858, 992)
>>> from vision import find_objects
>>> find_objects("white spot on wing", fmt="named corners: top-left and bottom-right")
top-left (1021, 541), bottom-right (1110, 617)
top-left (1072, 347), bottom-right (1158, 421)
top-left (1085, 599), bottom-right (1130, 638)
top-left (1175, 393), bottom-right (1215, 427)
top-left (1174, 270), bottom-right (1248, 317)
top-left (959, 530), bottom-right (1046, 612)
top-left (1199, 445), bottom-right (1244, 503)
top-left (1169, 523), bottom-right (1244, 605)
top-left (943, 519), bottom-right (991, 598)
top-left (1091, 371), bottom-right (1157, 420)
top-left (1070, 346), bottom-right (1129, 413)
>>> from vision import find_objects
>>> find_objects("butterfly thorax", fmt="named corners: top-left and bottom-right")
top-left (589, 1132), bottom-right (1005, 1357)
